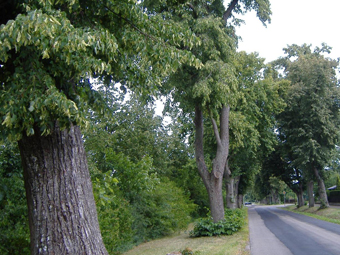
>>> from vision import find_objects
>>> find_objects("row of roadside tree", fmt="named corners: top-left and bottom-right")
top-left (1, 0), bottom-right (340, 254)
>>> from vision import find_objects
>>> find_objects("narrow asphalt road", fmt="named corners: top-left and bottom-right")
top-left (248, 205), bottom-right (340, 255)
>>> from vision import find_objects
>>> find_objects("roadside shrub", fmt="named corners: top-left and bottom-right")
top-left (190, 209), bottom-right (246, 237)
top-left (90, 151), bottom-right (197, 249)
top-left (131, 178), bottom-right (197, 242)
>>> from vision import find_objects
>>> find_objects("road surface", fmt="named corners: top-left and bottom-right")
top-left (248, 205), bottom-right (340, 255)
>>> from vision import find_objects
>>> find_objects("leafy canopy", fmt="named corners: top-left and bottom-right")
top-left (0, 0), bottom-right (201, 140)
top-left (276, 44), bottom-right (340, 171)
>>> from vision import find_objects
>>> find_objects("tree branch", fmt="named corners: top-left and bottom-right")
top-left (223, 0), bottom-right (238, 23)
top-left (220, 105), bottom-right (230, 146)
top-left (211, 115), bottom-right (222, 148)
top-left (195, 105), bottom-right (210, 184)
top-left (103, 4), bottom-right (156, 41)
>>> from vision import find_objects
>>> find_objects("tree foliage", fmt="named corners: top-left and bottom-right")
top-left (272, 44), bottom-right (340, 208)
top-left (278, 45), bottom-right (340, 168)
top-left (152, 0), bottom-right (273, 221)
top-left (84, 90), bottom-right (198, 250)
top-left (1, 1), bottom-right (203, 253)
top-left (0, 0), bottom-right (201, 141)
top-left (227, 52), bottom-right (287, 194)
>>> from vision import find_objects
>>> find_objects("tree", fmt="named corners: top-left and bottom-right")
top-left (261, 145), bottom-right (306, 207)
top-left (274, 44), bottom-right (340, 208)
top-left (0, 0), bottom-right (200, 253)
top-left (225, 52), bottom-right (287, 208)
top-left (155, 0), bottom-right (271, 222)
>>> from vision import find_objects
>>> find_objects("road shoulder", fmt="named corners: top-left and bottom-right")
top-left (248, 206), bottom-right (292, 255)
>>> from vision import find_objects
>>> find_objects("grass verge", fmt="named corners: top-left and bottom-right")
top-left (123, 209), bottom-right (250, 255)
top-left (281, 205), bottom-right (340, 225)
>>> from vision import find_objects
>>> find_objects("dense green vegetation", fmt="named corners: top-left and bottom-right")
top-left (255, 44), bottom-right (340, 207)
top-left (85, 92), bottom-right (199, 252)
top-left (0, 142), bottom-right (29, 255)
top-left (190, 209), bottom-right (246, 237)
top-left (1, 0), bottom-right (340, 254)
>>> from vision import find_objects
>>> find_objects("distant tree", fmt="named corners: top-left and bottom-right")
top-left (261, 145), bottom-right (306, 207)
top-left (225, 52), bottom-right (287, 208)
top-left (274, 44), bottom-right (340, 208)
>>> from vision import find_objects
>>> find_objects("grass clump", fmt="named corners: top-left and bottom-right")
top-left (190, 209), bottom-right (246, 237)
top-left (181, 247), bottom-right (196, 255)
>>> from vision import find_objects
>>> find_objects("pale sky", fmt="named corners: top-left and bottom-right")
top-left (156, 1), bottom-right (340, 116)
top-left (233, 0), bottom-right (340, 63)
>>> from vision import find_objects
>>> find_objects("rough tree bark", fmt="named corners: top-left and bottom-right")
top-left (307, 180), bottom-right (315, 208)
top-left (296, 182), bottom-right (305, 208)
top-left (224, 163), bottom-right (240, 209)
top-left (313, 167), bottom-right (329, 209)
top-left (237, 193), bottom-right (243, 208)
top-left (18, 122), bottom-right (108, 255)
top-left (194, 105), bottom-right (230, 222)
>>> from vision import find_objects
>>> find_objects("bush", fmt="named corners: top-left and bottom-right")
top-left (90, 152), bottom-right (197, 250)
top-left (190, 209), bottom-right (246, 237)
top-left (131, 178), bottom-right (197, 242)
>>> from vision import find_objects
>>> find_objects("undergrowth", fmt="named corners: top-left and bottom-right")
top-left (190, 208), bottom-right (246, 237)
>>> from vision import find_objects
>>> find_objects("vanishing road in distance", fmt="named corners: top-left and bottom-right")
top-left (248, 205), bottom-right (340, 255)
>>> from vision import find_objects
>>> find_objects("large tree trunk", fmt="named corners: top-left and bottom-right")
top-left (206, 175), bottom-right (225, 222)
top-left (296, 192), bottom-right (304, 208)
top-left (194, 105), bottom-right (230, 222)
top-left (307, 180), bottom-right (315, 208)
top-left (18, 122), bottom-right (108, 255)
top-left (313, 167), bottom-right (329, 209)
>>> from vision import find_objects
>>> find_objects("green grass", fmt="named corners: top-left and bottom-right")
top-left (281, 205), bottom-right (340, 225)
top-left (123, 210), bottom-right (250, 255)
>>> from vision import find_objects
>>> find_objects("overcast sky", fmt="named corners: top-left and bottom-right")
top-left (233, 0), bottom-right (340, 63)
top-left (157, 1), bottom-right (340, 115)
